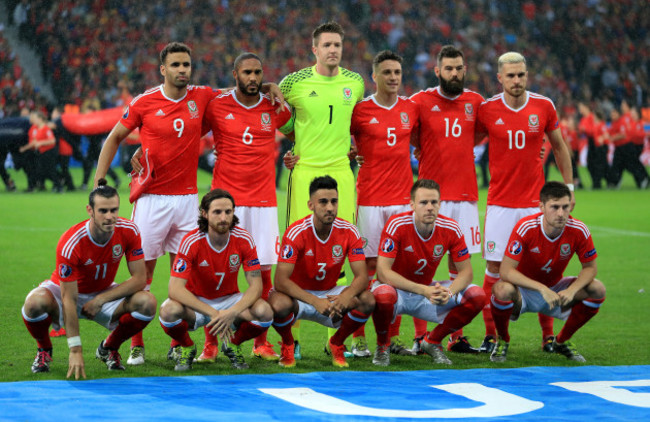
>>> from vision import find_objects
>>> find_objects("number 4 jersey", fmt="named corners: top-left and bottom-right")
top-left (171, 227), bottom-right (261, 300)
top-left (477, 91), bottom-right (560, 208)
top-left (504, 213), bottom-right (597, 287)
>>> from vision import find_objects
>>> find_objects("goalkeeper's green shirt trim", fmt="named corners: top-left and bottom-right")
top-left (279, 65), bottom-right (364, 168)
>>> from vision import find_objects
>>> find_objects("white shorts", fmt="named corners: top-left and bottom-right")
top-left (295, 285), bottom-right (347, 328)
top-left (236, 206), bottom-right (279, 266)
top-left (132, 193), bottom-right (199, 260)
top-left (371, 280), bottom-right (478, 324)
top-left (440, 201), bottom-right (481, 255)
top-left (516, 277), bottom-right (576, 321)
top-left (187, 293), bottom-right (244, 330)
top-left (356, 204), bottom-right (411, 258)
top-left (483, 205), bottom-right (538, 261)
top-left (32, 280), bottom-right (125, 331)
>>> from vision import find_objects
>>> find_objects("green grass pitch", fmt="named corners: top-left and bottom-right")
top-left (1, 165), bottom-right (648, 382)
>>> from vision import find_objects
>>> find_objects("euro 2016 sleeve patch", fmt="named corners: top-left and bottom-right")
top-left (381, 238), bottom-right (395, 253)
top-left (508, 240), bottom-right (522, 255)
top-left (281, 245), bottom-right (294, 260)
top-left (173, 258), bottom-right (188, 273)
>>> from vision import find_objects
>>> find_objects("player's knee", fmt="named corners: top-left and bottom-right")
top-left (23, 288), bottom-right (56, 316)
top-left (372, 284), bottom-right (397, 308)
top-left (588, 279), bottom-right (606, 299)
top-left (491, 280), bottom-right (515, 301)
top-left (268, 291), bottom-right (294, 317)
top-left (252, 298), bottom-right (274, 321)
top-left (130, 291), bottom-right (157, 316)
top-left (463, 285), bottom-right (487, 311)
top-left (159, 298), bottom-right (183, 322)
top-left (357, 290), bottom-right (375, 314)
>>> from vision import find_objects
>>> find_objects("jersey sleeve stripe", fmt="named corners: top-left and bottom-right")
top-left (435, 218), bottom-right (464, 237)
top-left (286, 219), bottom-right (311, 241)
top-left (516, 219), bottom-right (540, 236)
top-left (333, 219), bottom-right (361, 238)
top-left (566, 220), bottom-right (591, 238)
top-left (528, 92), bottom-right (557, 109)
top-left (385, 215), bottom-right (412, 234)
top-left (115, 219), bottom-right (140, 235)
top-left (61, 227), bottom-right (88, 259)
top-left (179, 232), bottom-right (204, 256)
top-left (232, 227), bottom-right (256, 249)
top-left (130, 86), bottom-right (161, 106)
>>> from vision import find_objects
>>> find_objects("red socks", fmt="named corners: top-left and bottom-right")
top-left (22, 310), bottom-right (53, 350)
top-left (482, 270), bottom-right (500, 337)
top-left (106, 312), bottom-right (153, 349)
top-left (490, 296), bottom-right (514, 342)
top-left (330, 309), bottom-right (370, 346)
top-left (161, 319), bottom-right (194, 347)
top-left (556, 297), bottom-right (605, 343)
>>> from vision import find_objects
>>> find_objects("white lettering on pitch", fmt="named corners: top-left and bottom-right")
top-left (259, 384), bottom-right (544, 418)
top-left (551, 380), bottom-right (650, 408)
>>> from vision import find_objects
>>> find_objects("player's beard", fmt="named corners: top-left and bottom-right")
top-left (237, 78), bottom-right (262, 97)
top-left (440, 74), bottom-right (464, 96)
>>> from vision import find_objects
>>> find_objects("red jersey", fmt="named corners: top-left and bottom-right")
top-left (378, 211), bottom-right (469, 285)
top-left (630, 119), bottom-right (646, 146)
top-left (578, 113), bottom-right (595, 139)
top-left (121, 84), bottom-right (219, 195)
top-left (410, 88), bottom-right (484, 201)
top-left (206, 91), bottom-right (292, 206)
top-left (279, 216), bottom-right (365, 291)
top-left (51, 218), bottom-right (144, 294)
top-left (592, 121), bottom-right (609, 146)
top-left (559, 121), bottom-right (578, 151)
top-left (351, 95), bottom-right (418, 206)
top-left (28, 124), bottom-right (55, 153)
top-left (610, 117), bottom-right (629, 146)
top-left (477, 92), bottom-right (560, 208)
top-left (171, 227), bottom-right (260, 300)
top-left (504, 213), bottom-right (597, 287)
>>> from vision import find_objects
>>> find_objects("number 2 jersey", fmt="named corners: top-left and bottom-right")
top-left (378, 211), bottom-right (469, 285)
top-left (205, 91), bottom-right (292, 206)
top-left (477, 91), bottom-right (559, 208)
top-left (278, 215), bottom-right (365, 291)
top-left (504, 213), bottom-right (597, 287)
top-left (351, 95), bottom-right (419, 206)
top-left (171, 227), bottom-right (261, 300)
top-left (121, 84), bottom-right (220, 195)
top-left (51, 218), bottom-right (144, 294)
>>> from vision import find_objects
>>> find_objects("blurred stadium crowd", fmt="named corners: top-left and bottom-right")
top-left (0, 0), bottom-right (648, 191)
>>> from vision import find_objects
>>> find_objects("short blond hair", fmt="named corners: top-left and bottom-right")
top-left (498, 52), bottom-right (526, 72)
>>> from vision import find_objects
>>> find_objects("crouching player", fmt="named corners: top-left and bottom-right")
top-left (372, 179), bottom-right (486, 366)
top-left (490, 181), bottom-right (605, 362)
top-left (159, 189), bottom-right (273, 371)
top-left (21, 180), bottom-right (156, 379)
top-left (269, 176), bottom-right (375, 368)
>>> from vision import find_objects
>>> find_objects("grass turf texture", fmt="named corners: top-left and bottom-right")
top-left (1, 165), bottom-right (648, 382)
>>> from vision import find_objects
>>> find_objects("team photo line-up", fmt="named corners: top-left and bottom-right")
top-left (21, 21), bottom-right (605, 379)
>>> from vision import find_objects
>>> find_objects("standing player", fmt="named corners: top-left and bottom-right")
top-left (269, 176), bottom-right (375, 368)
top-left (159, 189), bottom-right (273, 371)
top-left (371, 179), bottom-right (486, 366)
top-left (477, 52), bottom-right (574, 354)
top-left (409, 45), bottom-right (486, 354)
top-left (279, 21), bottom-right (365, 355)
top-left (93, 42), bottom-right (220, 365)
top-left (21, 180), bottom-right (156, 379)
top-left (349, 50), bottom-right (419, 357)
top-left (202, 52), bottom-right (292, 362)
top-left (490, 182), bottom-right (605, 362)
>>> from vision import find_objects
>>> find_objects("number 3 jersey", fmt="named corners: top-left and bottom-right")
top-left (121, 84), bottom-right (220, 195)
top-left (351, 95), bottom-right (419, 206)
top-left (278, 215), bottom-right (365, 291)
top-left (477, 91), bottom-right (559, 208)
top-left (171, 227), bottom-right (261, 299)
top-left (504, 213), bottom-right (597, 287)
top-left (378, 211), bottom-right (469, 285)
top-left (51, 218), bottom-right (143, 294)
top-left (205, 91), bottom-right (292, 206)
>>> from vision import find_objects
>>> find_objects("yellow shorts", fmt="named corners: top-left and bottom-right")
top-left (288, 166), bottom-right (356, 226)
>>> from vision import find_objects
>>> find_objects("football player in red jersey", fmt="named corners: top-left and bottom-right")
top-left (202, 53), bottom-right (292, 362)
top-left (349, 50), bottom-right (419, 358)
top-left (490, 182), bottom-right (605, 363)
top-left (477, 52), bottom-right (574, 354)
top-left (269, 176), bottom-right (375, 368)
top-left (21, 180), bottom-right (156, 379)
top-left (371, 179), bottom-right (486, 366)
top-left (410, 45), bottom-right (486, 354)
top-left (159, 189), bottom-right (273, 371)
